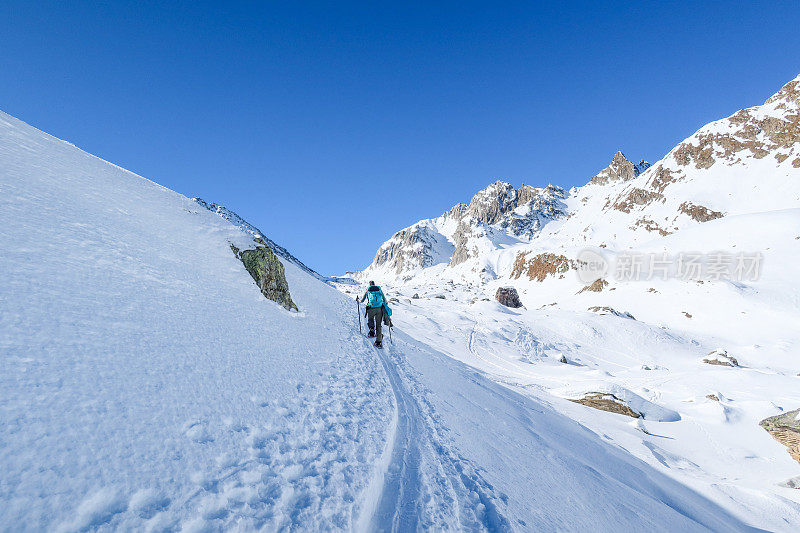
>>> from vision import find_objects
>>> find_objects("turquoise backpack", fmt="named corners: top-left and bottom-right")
top-left (367, 286), bottom-right (384, 308)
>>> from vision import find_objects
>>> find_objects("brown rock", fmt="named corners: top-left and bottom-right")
top-left (579, 279), bottom-right (608, 293)
top-left (570, 393), bottom-right (641, 418)
top-left (678, 202), bottom-right (724, 223)
top-left (760, 409), bottom-right (800, 465)
top-left (511, 252), bottom-right (574, 282)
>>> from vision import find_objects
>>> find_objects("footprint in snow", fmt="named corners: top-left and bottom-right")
top-left (183, 420), bottom-right (213, 443)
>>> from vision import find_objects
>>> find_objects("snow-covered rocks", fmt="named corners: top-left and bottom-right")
top-left (554, 384), bottom-right (681, 422)
top-left (569, 392), bottom-right (642, 418)
top-left (702, 349), bottom-right (739, 367)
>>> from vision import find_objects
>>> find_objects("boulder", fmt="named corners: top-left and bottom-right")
top-left (495, 287), bottom-right (523, 308)
top-left (231, 243), bottom-right (298, 311)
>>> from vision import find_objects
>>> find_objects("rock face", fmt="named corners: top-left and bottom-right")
top-left (590, 151), bottom-right (649, 185)
top-left (511, 253), bottom-right (573, 282)
top-left (231, 242), bottom-right (298, 311)
top-left (760, 409), bottom-right (800, 465)
top-left (495, 287), bottom-right (522, 308)
top-left (578, 279), bottom-right (608, 293)
top-left (570, 393), bottom-right (642, 418)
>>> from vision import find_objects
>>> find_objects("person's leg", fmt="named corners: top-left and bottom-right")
top-left (375, 308), bottom-right (384, 343)
top-left (367, 308), bottom-right (376, 336)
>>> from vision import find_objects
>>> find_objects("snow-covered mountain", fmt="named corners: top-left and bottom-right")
top-left (359, 74), bottom-right (800, 284)
top-left (2, 105), bottom-right (773, 531)
top-left (339, 74), bottom-right (800, 530)
top-left (361, 181), bottom-right (568, 283)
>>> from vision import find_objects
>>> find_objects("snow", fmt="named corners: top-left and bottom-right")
top-left (0, 105), bottom-right (776, 531)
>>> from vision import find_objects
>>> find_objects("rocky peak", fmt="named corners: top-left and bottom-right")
top-left (590, 151), bottom-right (646, 185)
top-left (764, 74), bottom-right (800, 108)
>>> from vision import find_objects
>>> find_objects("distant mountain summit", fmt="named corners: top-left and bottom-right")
top-left (364, 181), bottom-right (567, 279)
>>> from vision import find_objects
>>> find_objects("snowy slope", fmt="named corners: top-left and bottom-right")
top-left (340, 75), bottom-right (800, 530)
top-left (0, 110), bottom-right (769, 531)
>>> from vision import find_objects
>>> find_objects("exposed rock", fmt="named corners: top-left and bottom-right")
top-left (512, 252), bottom-right (574, 282)
top-left (412, 293), bottom-right (420, 299)
top-left (231, 243), bottom-right (298, 311)
top-left (760, 408), bottom-right (800, 465)
top-left (578, 278), bottom-right (608, 293)
top-left (569, 393), bottom-right (641, 418)
top-left (495, 286), bottom-right (523, 308)
top-left (559, 354), bottom-right (568, 364)
top-left (706, 394), bottom-right (720, 402)
top-left (371, 222), bottom-right (452, 274)
top-left (196, 199), bottom-right (325, 282)
top-left (670, 79), bottom-right (800, 171)
top-left (703, 349), bottom-right (739, 367)
top-left (683, 312), bottom-right (692, 318)
top-left (678, 202), bottom-right (724, 222)
top-left (633, 217), bottom-right (671, 236)
top-left (612, 187), bottom-right (665, 213)
top-left (449, 220), bottom-right (475, 266)
top-left (588, 306), bottom-right (635, 320)
top-left (435, 295), bottom-right (446, 299)
top-left (590, 151), bottom-right (644, 185)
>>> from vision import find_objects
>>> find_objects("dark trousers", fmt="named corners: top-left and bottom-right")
top-left (367, 307), bottom-right (384, 342)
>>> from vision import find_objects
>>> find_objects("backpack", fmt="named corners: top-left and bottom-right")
top-left (367, 286), bottom-right (384, 308)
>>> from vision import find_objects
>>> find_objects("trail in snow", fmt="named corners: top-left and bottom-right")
top-left (363, 331), bottom-right (514, 532)
top-left (370, 341), bottom-right (423, 532)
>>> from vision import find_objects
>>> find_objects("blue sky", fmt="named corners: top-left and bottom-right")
top-left (2, 1), bottom-right (799, 275)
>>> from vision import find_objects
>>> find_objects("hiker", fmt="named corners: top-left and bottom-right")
top-left (361, 281), bottom-right (389, 347)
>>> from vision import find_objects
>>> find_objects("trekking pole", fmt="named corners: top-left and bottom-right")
top-left (389, 325), bottom-right (393, 345)
top-left (355, 297), bottom-right (362, 334)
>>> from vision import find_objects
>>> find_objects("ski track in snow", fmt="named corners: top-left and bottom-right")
top-left (367, 334), bottom-right (513, 532)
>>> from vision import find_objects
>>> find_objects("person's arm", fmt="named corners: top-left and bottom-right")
top-left (360, 291), bottom-right (368, 303)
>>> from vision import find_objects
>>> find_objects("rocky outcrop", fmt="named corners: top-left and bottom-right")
top-left (678, 202), bottom-right (724, 222)
top-left (578, 279), bottom-right (608, 293)
top-left (670, 77), bottom-right (800, 171)
top-left (511, 253), bottom-right (574, 282)
top-left (587, 306), bottom-right (635, 320)
top-left (195, 198), bottom-right (325, 282)
top-left (370, 221), bottom-right (452, 274)
top-left (612, 187), bottom-right (665, 213)
top-left (760, 409), bottom-right (800, 465)
top-left (495, 287), bottom-right (523, 308)
top-left (703, 349), bottom-right (738, 367)
top-left (570, 393), bottom-right (642, 418)
top-left (590, 152), bottom-right (648, 185)
top-left (231, 243), bottom-right (298, 311)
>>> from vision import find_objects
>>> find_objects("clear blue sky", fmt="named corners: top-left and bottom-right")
top-left (2, 1), bottom-right (798, 275)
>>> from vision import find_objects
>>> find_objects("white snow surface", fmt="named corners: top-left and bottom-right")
top-left (0, 109), bottom-right (774, 531)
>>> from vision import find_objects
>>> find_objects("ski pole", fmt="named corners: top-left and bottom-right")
top-left (355, 297), bottom-right (362, 334)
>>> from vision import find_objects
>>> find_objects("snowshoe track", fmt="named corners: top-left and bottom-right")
top-left (368, 335), bottom-right (513, 532)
